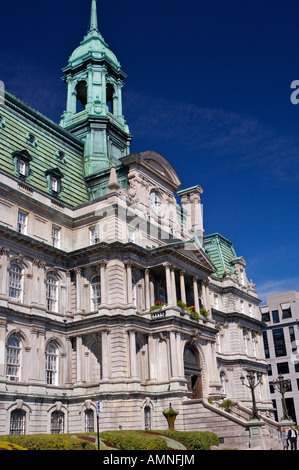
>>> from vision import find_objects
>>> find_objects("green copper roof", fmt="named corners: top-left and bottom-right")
top-left (66, 0), bottom-right (122, 72)
top-left (204, 233), bottom-right (239, 277)
top-left (0, 91), bottom-right (89, 207)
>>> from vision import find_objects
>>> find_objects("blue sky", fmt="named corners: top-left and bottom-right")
top-left (1, 0), bottom-right (299, 303)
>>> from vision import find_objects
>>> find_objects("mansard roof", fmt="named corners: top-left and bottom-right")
top-left (0, 91), bottom-right (89, 207)
top-left (204, 232), bottom-right (244, 278)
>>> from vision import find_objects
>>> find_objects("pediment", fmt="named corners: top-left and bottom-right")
top-left (120, 150), bottom-right (182, 192)
top-left (175, 240), bottom-right (216, 274)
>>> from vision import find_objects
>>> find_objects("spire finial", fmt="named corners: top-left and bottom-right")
top-left (89, 0), bottom-right (98, 32)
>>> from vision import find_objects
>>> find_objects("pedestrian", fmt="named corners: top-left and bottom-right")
top-left (281, 427), bottom-right (289, 450)
top-left (287, 426), bottom-right (298, 450)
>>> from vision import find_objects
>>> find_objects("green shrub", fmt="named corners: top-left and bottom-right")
top-left (99, 431), bottom-right (168, 450)
top-left (1, 434), bottom-right (95, 450)
top-left (0, 440), bottom-right (27, 450)
top-left (155, 430), bottom-right (219, 450)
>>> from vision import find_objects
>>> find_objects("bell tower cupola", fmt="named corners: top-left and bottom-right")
top-left (60, 0), bottom-right (132, 175)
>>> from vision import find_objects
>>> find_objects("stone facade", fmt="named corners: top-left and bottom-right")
top-left (0, 0), bottom-right (274, 444)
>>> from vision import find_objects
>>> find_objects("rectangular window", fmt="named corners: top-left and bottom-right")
top-left (261, 311), bottom-right (270, 322)
top-left (51, 177), bottom-right (58, 192)
top-left (272, 328), bottom-right (287, 357)
top-left (272, 310), bottom-right (279, 324)
top-left (282, 307), bottom-right (292, 319)
top-left (17, 210), bottom-right (28, 234)
top-left (52, 225), bottom-right (61, 248)
top-left (277, 362), bottom-right (289, 375)
top-left (19, 160), bottom-right (26, 176)
top-left (263, 331), bottom-right (270, 358)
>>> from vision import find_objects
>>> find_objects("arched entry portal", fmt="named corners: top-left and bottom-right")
top-left (184, 344), bottom-right (203, 399)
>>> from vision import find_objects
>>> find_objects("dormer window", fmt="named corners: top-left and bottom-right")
top-left (26, 132), bottom-right (37, 147)
top-left (56, 150), bottom-right (66, 164)
top-left (45, 168), bottom-right (64, 196)
top-left (0, 115), bottom-right (5, 129)
top-left (12, 150), bottom-right (32, 179)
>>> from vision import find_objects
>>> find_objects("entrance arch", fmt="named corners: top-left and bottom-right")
top-left (184, 344), bottom-right (203, 399)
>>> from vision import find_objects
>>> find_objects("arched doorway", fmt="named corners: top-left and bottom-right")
top-left (184, 344), bottom-right (203, 399)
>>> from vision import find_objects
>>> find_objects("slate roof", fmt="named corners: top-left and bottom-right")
top-left (0, 91), bottom-right (89, 207)
top-left (204, 232), bottom-right (241, 278)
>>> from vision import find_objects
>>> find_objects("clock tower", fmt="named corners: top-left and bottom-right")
top-left (60, 0), bottom-right (132, 177)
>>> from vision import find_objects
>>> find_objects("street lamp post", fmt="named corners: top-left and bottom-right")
top-left (271, 374), bottom-right (291, 421)
top-left (240, 369), bottom-right (262, 420)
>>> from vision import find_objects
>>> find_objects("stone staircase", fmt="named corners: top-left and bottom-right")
top-left (181, 398), bottom-right (284, 450)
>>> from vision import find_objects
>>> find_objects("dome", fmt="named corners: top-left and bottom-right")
top-left (68, 30), bottom-right (121, 70)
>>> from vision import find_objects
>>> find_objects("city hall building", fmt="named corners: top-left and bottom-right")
top-left (0, 0), bottom-right (274, 445)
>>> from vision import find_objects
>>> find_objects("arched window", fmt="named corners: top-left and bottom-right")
top-left (9, 263), bottom-right (23, 300)
top-left (106, 83), bottom-right (114, 113)
top-left (183, 344), bottom-right (202, 399)
top-left (10, 409), bottom-right (26, 434)
top-left (46, 275), bottom-right (58, 312)
top-left (144, 406), bottom-right (151, 430)
top-left (46, 341), bottom-right (59, 385)
top-left (76, 80), bottom-right (87, 111)
top-left (6, 335), bottom-right (21, 382)
top-left (91, 275), bottom-right (101, 311)
top-left (85, 409), bottom-right (94, 432)
top-left (51, 410), bottom-right (64, 434)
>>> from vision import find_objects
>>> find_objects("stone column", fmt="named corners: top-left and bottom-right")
top-left (150, 276), bottom-right (155, 306)
top-left (75, 268), bottom-right (84, 313)
top-left (179, 270), bottom-right (186, 304)
top-left (201, 281), bottom-right (207, 309)
top-left (0, 318), bottom-right (7, 378)
top-left (66, 75), bottom-right (76, 115)
top-left (116, 81), bottom-right (123, 116)
top-left (193, 277), bottom-right (200, 313)
top-left (31, 259), bottom-right (40, 305)
top-left (170, 266), bottom-right (177, 306)
top-left (101, 66), bottom-right (107, 105)
top-left (148, 334), bottom-right (156, 381)
top-left (145, 269), bottom-right (151, 310)
top-left (125, 262), bottom-right (133, 304)
top-left (101, 330), bottom-right (109, 380)
top-left (87, 65), bottom-right (93, 105)
top-left (99, 261), bottom-right (107, 304)
top-left (0, 247), bottom-right (9, 297)
top-left (129, 330), bottom-right (138, 378)
top-left (76, 336), bottom-right (84, 383)
top-left (170, 331), bottom-right (179, 379)
top-left (38, 330), bottom-right (46, 382)
top-left (39, 262), bottom-right (46, 308)
top-left (204, 281), bottom-right (211, 311)
top-left (164, 263), bottom-right (172, 305)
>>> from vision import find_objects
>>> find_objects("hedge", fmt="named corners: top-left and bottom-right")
top-left (0, 440), bottom-right (27, 450)
top-left (0, 434), bottom-right (96, 450)
top-left (1, 430), bottom-right (218, 450)
top-left (154, 430), bottom-right (219, 450)
top-left (99, 431), bottom-right (169, 450)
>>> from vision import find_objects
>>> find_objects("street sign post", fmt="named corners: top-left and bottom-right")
top-left (96, 401), bottom-right (102, 450)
